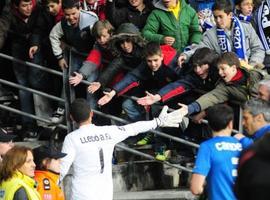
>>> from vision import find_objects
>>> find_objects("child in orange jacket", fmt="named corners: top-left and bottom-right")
top-left (34, 145), bottom-right (66, 200)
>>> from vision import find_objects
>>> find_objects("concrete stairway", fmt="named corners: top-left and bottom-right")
top-left (114, 189), bottom-right (196, 200)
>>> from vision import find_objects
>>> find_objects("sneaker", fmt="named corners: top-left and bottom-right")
top-left (155, 150), bottom-right (171, 161)
top-left (51, 107), bottom-right (65, 124)
top-left (136, 133), bottom-right (153, 146)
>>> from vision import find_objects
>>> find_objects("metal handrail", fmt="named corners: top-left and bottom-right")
top-left (0, 53), bottom-right (62, 77)
top-left (93, 110), bottom-right (200, 148)
top-left (116, 144), bottom-right (193, 173)
top-left (0, 52), bottom-right (199, 146)
top-left (0, 79), bottom-right (65, 103)
top-left (0, 52), bottom-right (242, 135)
top-left (0, 51), bottom-right (201, 169)
top-left (0, 103), bottom-right (67, 129)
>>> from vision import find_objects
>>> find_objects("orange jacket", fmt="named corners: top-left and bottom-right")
top-left (35, 170), bottom-right (65, 200)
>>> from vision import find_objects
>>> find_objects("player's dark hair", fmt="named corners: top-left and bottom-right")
top-left (206, 104), bottom-right (234, 132)
top-left (70, 98), bottom-right (91, 123)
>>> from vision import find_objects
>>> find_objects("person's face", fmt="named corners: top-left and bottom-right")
top-left (258, 85), bottom-right (270, 101)
top-left (218, 63), bottom-right (237, 83)
top-left (242, 110), bottom-right (260, 135)
top-left (97, 28), bottom-right (111, 47)
top-left (64, 7), bottom-right (80, 26)
top-left (128, 0), bottom-right (144, 8)
top-left (213, 10), bottom-right (233, 29)
top-left (194, 64), bottom-right (210, 80)
top-left (146, 54), bottom-right (163, 72)
top-left (162, 0), bottom-right (177, 8)
top-left (47, 2), bottom-right (62, 16)
top-left (120, 40), bottom-right (133, 53)
top-left (47, 158), bottom-right (61, 173)
top-left (18, 151), bottom-right (36, 178)
top-left (0, 141), bottom-right (14, 156)
top-left (17, 0), bottom-right (33, 17)
top-left (239, 0), bottom-right (254, 16)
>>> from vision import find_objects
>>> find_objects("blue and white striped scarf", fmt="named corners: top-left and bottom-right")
top-left (217, 15), bottom-right (247, 60)
top-left (258, 0), bottom-right (270, 54)
top-left (238, 13), bottom-right (252, 22)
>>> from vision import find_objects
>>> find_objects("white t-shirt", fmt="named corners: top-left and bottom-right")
top-left (60, 120), bottom-right (158, 200)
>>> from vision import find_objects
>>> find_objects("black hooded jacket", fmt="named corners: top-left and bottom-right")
top-left (106, 0), bottom-right (153, 30)
top-left (97, 23), bottom-right (146, 88)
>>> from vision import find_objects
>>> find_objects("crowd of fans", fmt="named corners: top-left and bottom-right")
top-left (0, 0), bottom-right (270, 199)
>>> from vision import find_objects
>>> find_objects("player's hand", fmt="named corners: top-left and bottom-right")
top-left (29, 46), bottom-right (38, 59)
top-left (98, 90), bottom-right (116, 106)
top-left (58, 58), bottom-right (68, 70)
top-left (88, 82), bottom-right (101, 94)
top-left (156, 106), bottom-right (182, 127)
top-left (158, 103), bottom-right (188, 127)
top-left (69, 72), bottom-right (83, 86)
top-left (137, 91), bottom-right (161, 106)
top-left (163, 36), bottom-right (175, 46)
top-left (177, 54), bottom-right (187, 68)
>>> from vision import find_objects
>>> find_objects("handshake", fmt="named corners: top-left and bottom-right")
top-left (155, 104), bottom-right (188, 128)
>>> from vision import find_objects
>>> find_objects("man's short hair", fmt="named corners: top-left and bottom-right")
top-left (212, 0), bottom-right (233, 14)
top-left (217, 52), bottom-right (241, 68)
top-left (206, 104), bottom-right (234, 132)
top-left (92, 20), bottom-right (114, 39)
top-left (70, 98), bottom-right (91, 123)
top-left (11, 0), bottom-right (31, 6)
top-left (144, 42), bottom-right (162, 57)
top-left (62, 0), bottom-right (80, 9)
top-left (243, 99), bottom-right (270, 122)
top-left (41, 0), bottom-right (60, 6)
top-left (190, 47), bottom-right (218, 69)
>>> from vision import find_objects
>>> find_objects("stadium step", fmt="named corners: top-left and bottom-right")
top-left (113, 189), bottom-right (196, 200)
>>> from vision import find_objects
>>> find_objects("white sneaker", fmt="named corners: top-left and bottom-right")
top-left (51, 107), bottom-right (65, 124)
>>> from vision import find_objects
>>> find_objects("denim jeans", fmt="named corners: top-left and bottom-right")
top-left (86, 70), bottom-right (99, 110)
top-left (60, 50), bottom-right (86, 107)
top-left (122, 98), bottom-right (145, 122)
top-left (11, 43), bottom-right (48, 125)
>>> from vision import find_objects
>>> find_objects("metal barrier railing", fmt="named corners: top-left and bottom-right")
top-left (0, 52), bottom-right (201, 147)
top-left (0, 103), bottom-right (67, 130)
top-left (0, 51), bottom-right (195, 173)
top-left (0, 79), bottom-right (65, 103)
top-left (116, 144), bottom-right (193, 172)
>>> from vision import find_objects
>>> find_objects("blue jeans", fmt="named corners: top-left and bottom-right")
top-left (12, 43), bottom-right (48, 124)
top-left (122, 98), bottom-right (145, 122)
top-left (86, 70), bottom-right (99, 110)
top-left (61, 50), bottom-right (86, 106)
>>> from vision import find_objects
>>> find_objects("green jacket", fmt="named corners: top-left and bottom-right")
top-left (142, 0), bottom-right (202, 52)
top-left (196, 68), bottom-right (267, 111)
